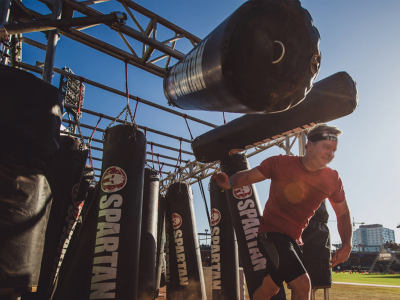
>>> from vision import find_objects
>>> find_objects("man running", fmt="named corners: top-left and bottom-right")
top-left (211, 124), bottom-right (352, 300)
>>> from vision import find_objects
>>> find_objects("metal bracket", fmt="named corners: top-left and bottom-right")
top-left (111, 11), bottom-right (127, 29)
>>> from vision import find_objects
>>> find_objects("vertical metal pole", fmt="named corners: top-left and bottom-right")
top-left (42, 0), bottom-right (62, 83)
top-left (285, 136), bottom-right (290, 155)
top-left (299, 131), bottom-right (307, 156)
top-left (324, 288), bottom-right (329, 300)
top-left (311, 289), bottom-right (316, 300)
top-left (0, 0), bottom-right (12, 65)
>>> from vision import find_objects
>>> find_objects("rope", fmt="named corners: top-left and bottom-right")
top-left (198, 180), bottom-right (211, 228)
top-left (174, 138), bottom-right (183, 174)
top-left (88, 115), bottom-right (102, 167)
top-left (151, 142), bottom-right (155, 169)
top-left (183, 114), bottom-right (193, 140)
top-left (223, 112), bottom-right (226, 124)
top-left (156, 154), bottom-right (163, 178)
top-left (77, 77), bottom-right (85, 117)
top-left (133, 97), bottom-right (140, 121)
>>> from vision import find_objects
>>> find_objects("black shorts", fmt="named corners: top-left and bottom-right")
top-left (257, 232), bottom-right (307, 287)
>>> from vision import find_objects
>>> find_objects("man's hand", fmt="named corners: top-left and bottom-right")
top-left (211, 172), bottom-right (230, 190)
top-left (330, 244), bottom-right (351, 269)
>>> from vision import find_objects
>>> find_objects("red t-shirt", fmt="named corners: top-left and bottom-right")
top-left (257, 155), bottom-right (345, 245)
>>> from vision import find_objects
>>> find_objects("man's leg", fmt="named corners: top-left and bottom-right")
top-left (253, 274), bottom-right (280, 300)
top-left (288, 273), bottom-right (311, 300)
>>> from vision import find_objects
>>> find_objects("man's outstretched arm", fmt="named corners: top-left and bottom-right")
top-left (329, 199), bottom-right (352, 268)
top-left (211, 167), bottom-right (267, 190)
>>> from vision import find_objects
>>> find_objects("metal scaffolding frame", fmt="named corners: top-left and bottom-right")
top-left (3, 0), bottom-right (310, 192)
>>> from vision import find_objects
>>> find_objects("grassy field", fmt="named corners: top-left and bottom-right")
top-left (246, 273), bottom-right (400, 299)
top-left (332, 272), bottom-right (400, 286)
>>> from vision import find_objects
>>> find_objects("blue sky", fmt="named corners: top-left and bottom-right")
top-left (21, 0), bottom-right (400, 246)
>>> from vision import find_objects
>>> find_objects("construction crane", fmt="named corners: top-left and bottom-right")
top-left (353, 217), bottom-right (365, 231)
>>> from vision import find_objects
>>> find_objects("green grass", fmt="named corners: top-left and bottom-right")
top-left (332, 272), bottom-right (400, 286)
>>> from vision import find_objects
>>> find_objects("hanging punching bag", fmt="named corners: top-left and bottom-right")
top-left (302, 200), bottom-right (332, 288)
top-left (0, 64), bottom-right (62, 294)
top-left (138, 168), bottom-right (159, 300)
top-left (220, 154), bottom-right (286, 300)
top-left (90, 124), bottom-right (146, 300)
top-left (165, 182), bottom-right (207, 300)
top-left (164, 0), bottom-right (320, 113)
top-left (51, 185), bottom-right (101, 300)
top-left (165, 196), bottom-right (180, 300)
top-left (27, 136), bottom-right (88, 300)
top-left (209, 179), bottom-right (240, 300)
top-left (192, 72), bottom-right (358, 163)
top-left (155, 194), bottom-right (166, 293)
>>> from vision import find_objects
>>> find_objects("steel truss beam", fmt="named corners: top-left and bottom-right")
top-left (15, 61), bottom-right (217, 128)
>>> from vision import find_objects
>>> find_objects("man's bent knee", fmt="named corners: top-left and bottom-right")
top-left (253, 275), bottom-right (280, 300)
top-left (288, 274), bottom-right (311, 298)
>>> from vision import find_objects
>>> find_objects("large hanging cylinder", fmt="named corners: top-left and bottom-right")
top-left (302, 200), bottom-right (332, 287)
top-left (209, 180), bottom-right (240, 300)
top-left (138, 168), bottom-right (159, 300)
top-left (0, 64), bottom-right (63, 169)
top-left (165, 182), bottom-right (207, 300)
top-left (220, 154), bottom-right (285, 300)
top-left (164, 0), bottom-right (321, 113)
top-left (28, 136), bottom-right (88, 300)
top-left (90, 124), bottom-right (146, 300)
top-left (156, 195), bottom-right (166, 292)
top-left (0, 64), bottom-right (62, 294)
top-left (192, 72), bottom-right (358, 163)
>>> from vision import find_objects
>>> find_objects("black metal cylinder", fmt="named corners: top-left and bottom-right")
top-left (90, 124), bottom-right (146, 300)
top-left (138, 168), bottom-right (159, 300)
top-left (220, 154), bottom-right (285, 300)
top-left (302, 200), bottom-right (332, 287)
top-left (164, 0), bottom-right (320, 113)
top-left (192, 72), bottom-right (358, 163)
top-left (209, 179), bottom-right (240, 300)
top-left (29, 136), bottom-right (88, 300)
top-left (165, 182), bottom-right (206, 300)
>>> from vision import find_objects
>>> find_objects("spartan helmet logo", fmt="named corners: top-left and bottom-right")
top-left (171, 213), bottom-right (182, 230)
top-left (233, 185), bottom-right (253, 199)
top-left (101, 166), bottom-right (127, 193)
top-left (211, 208), bottom-right (221, 227)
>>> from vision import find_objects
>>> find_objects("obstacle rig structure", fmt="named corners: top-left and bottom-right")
top-left (0, 0), bottom-right (358, 300)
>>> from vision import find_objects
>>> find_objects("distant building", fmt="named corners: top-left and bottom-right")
top-left (353, 224), bottom-right (395, 252)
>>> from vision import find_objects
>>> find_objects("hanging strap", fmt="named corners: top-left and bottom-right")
top-left (223, 112), bottom-right (226, 124)
top-left (77, 76), bottom-right (85, 117)
top-left (183, 114), bottom-right (194, 140)
top-left (198, 180), bottom-right (211, 228)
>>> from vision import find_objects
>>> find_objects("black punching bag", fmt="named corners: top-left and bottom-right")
top-left (138, 168), bottom-right (159, 300)
top-left (29, 136), bottom-right (88, 300)
top-left (51, 185), bottom-right (101, 300)
top-left (302, 200), bottom-right (332, 287)
top-left (89, 124), bottom-right (146, 299)
top-left (209, 180), bottom-right (240, 300)
top-left (165, 182), bottom-right (206, 300)
top-left (220, 154), bottom-right (286, 300)
top-left (165, 196), bottom-right (180, 300)
top-left (164, 0), bottom-right (320, 113)
top-left (0, 64), bottom-right (62, 294)
top-left (156, 194), bottom-right (166, 292)
top-left (192, 72), bottom-right (358, 163)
